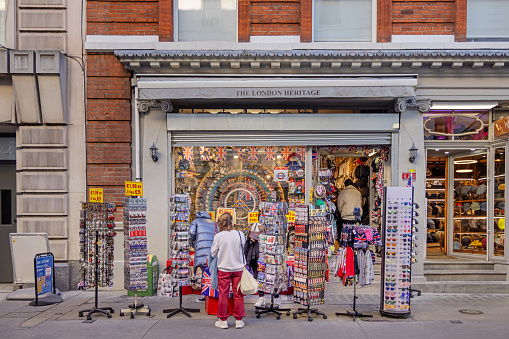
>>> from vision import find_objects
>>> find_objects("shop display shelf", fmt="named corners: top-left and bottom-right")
top-left (427, 199), bottom-right (445, 202)
top-left (453, 216), bottom-right (487, 219)
top-left (455, 199), bottom-right (487, 203)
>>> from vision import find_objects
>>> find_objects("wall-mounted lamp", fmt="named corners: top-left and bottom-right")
top-left (149, 143), bottom-right (158, 162)
top-left (409, 143), bottom-right (418, 163)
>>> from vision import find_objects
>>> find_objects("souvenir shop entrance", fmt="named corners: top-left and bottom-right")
top-left (167, 113), bottom-right (397, 238)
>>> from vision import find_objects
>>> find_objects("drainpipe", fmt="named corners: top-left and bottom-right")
top-left (134, 83), bottom-right (141, 181)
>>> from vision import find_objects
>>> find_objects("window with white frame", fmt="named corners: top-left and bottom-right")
top-left (467, 0), bottom-right (509, 40)
top-left (176, 0), bottom-right (237, 42)
top-left (313, 0), bottom-right (372, 42)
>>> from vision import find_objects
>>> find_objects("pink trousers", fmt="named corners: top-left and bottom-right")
top-left (217, 270), bottom-right (245, 321)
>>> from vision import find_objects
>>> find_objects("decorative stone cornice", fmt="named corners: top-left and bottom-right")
top-left (396, 97), bottom-right (432, 113)
top-left (137, 99), bottom-right (172, 113)
top-left (115, 49), bottom-right (509, 74)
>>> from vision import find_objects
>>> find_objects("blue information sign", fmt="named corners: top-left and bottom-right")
top-left (35, 253), bottom-right (53, 296)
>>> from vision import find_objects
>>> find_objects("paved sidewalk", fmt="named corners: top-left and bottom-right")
top-left (2, 282), bottom-right (509, 339)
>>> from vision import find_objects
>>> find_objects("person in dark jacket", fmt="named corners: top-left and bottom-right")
top-left (189, 211), bottom-right (216, 302)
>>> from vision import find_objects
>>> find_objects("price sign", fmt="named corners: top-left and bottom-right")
top-left (125, 181), bottom-right (143, 196)
top-left (286, 211), bottom-right (295, 223)
top-left (89, 188), bottom-right (103, 203)
top-left (248, 212), bottom-right (259, 223)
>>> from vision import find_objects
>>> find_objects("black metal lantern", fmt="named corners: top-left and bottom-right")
top-left (409, 143), bottom-right (418, 163)
top-left (149, 143), bottom-right (158, 162)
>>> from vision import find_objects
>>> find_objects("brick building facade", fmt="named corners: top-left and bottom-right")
top-left (81, 0), bottom-right (509, 292)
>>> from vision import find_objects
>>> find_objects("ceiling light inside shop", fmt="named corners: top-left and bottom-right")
top-left (471, 149), bottom-right (476, 151)
top-left (456, 169), bottom-right (473, 173)
top-left (454, 159), bottom-right (478, 165)
top-left (445, 151), bottom-right (450, 154)
top-left (233, 155), bottom-right (239, 159)
top-left (435, 149), bottom-right (440, 151)
top-left (431, 101), bottom-right (498, 110)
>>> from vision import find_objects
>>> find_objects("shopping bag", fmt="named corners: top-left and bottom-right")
top-left (238, 268), bottom-right (258, 295)
top-left (157, 266), bottom-right (175, 297)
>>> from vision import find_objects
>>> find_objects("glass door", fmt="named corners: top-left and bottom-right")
top-left (452, 152), bottom-right (488, 256)
top-left (493, 147), bottom-right (505, 257)
top-left (426, 155), bottom-right (447, 256)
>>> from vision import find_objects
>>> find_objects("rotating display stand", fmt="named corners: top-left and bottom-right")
top-left (164, 194), bottom-right (200, 318)
top-left (292, 205), bottom-right (327, 321)
top-left (255, 202), bottom-right (291, 320)
top-left (120, 197), bottom-right (151, 318)
top-left (78, 202), bottom-right (116, 320)
top-left (379, 186), bottom-right (415, 318)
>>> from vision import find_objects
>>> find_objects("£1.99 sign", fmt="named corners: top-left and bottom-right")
top-left (125, 181), bottom-right (143, 196)
top-left (89, 188), bottom-right (103, 203)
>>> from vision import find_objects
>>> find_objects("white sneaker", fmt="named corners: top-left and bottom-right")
top-left (215, 320), bottom-right (228, 329)
top-left (235, 320), bottom-right (245, 329)
top-left (254, 297), bottom-right (265, 308)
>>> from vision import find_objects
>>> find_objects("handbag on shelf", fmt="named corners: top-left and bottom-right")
top-left (237, 231), bottom-right (258, 295)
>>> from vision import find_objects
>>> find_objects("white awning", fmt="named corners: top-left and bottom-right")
top-left (138, 76), bottom-right (417, 100)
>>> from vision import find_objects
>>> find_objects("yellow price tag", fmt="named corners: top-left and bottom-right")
top-left (89, 188), bottom-right (103, 203)
top-left (286, 211), bottom-right (296, 223)
top-left (248, 212), bottom-right (259, 223)
top-left (125, 181), bottom-right (143, 196)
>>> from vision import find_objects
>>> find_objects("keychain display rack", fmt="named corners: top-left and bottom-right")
top-left (120, 197), bottom-right (150, 319)
top-left (380, 186), bottom-right (414, 318)
top-left (334, 222), bottom-right (381, 321)
top-left (163, 194), bottom-right (200, 318)
top-left (255, 202), bottom-right (291, 320)
top-left (292, 205), bottom-right (327, 321)
top-left (78, 202), bottom-right (116, 320)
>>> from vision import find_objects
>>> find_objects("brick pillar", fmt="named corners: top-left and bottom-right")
top-left (378, 0), bottom-right (392, 42)
top-left (86, 53), bottom-right (133, 206)
top-left (455, 0), bottom-right (467, 42)
top-left (159, 0), bottom-right (173, 42)
top-left (300, 0), bottom-right (312, 42)
top-left (238, 0), bottom-right (250, 42)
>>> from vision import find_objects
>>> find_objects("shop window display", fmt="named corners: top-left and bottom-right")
top-left (173, 145), bottom-right (389, 233)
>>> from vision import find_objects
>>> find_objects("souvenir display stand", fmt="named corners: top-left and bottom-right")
top-left (255, 202), bottom-right (291, 320)
top-left (163, 194), bottom-right (200, 318)
top-left (379, 187), bottom-right (414, 318)
top-left (334, 209), bottom-right (380, 320)
top-left (120, 197), bottom-right (150, 318)
top-left (78, 202), bottom-right (116, 320)
top-left (292, 205), bottom-right (327, 321)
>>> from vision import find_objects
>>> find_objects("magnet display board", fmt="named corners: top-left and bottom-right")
top-left (9, 233), bottom-right (50, 284)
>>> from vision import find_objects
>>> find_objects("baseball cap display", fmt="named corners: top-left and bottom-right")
top-left (480, 201), bottom-right (487, 211)
top-left (498, 218), bottom-right (505, 230)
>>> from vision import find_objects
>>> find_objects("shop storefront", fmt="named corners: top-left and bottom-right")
top-left (424, 109), bottom-right (508, 261)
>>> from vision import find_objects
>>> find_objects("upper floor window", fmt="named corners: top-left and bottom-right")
top-left (176, 0), bottom-right (237, 42)
top-left (313, 0), bottom-right (372, 42)
top-left (467, 0), bottom-right (509, 40)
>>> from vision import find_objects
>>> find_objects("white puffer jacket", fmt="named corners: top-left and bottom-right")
top-left (336, 185), bottom-right (362, 221)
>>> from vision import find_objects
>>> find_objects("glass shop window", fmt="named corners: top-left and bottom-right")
top-left (176, 0), bottom-right (237, 42)
top-left (494, 148), bottom-right (505, 256)
top-left (313, 0), bottom-right (372, 42)
top-left (174, 146), bottom-right (306, 231)
top-left (423, 110), bottom-right (490, 141)
top-left (467, 0), bottom-right (509, 40)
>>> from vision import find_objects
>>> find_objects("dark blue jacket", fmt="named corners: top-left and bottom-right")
top-left (189, 211), bottom-right (216, 268)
